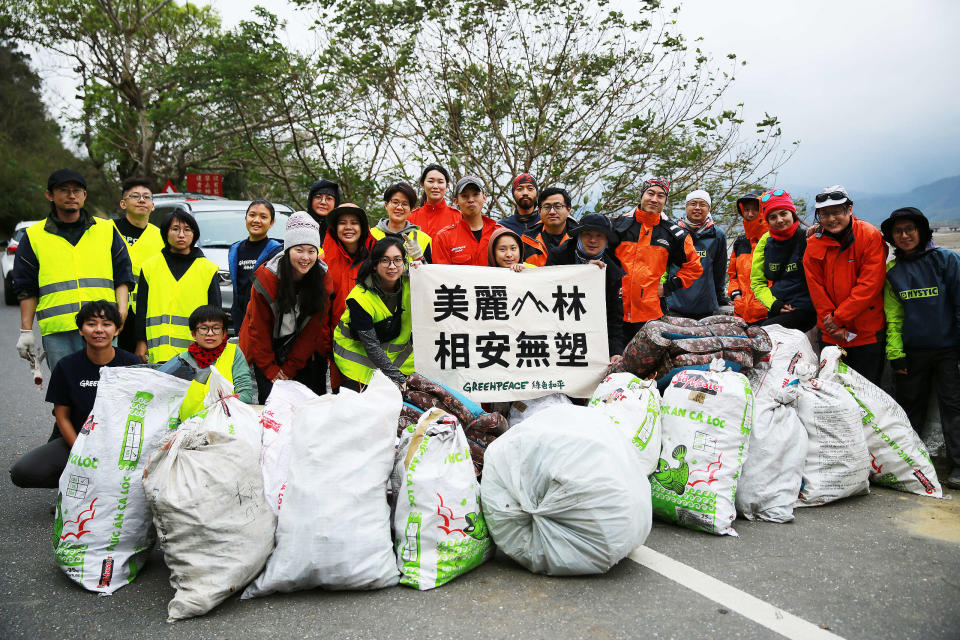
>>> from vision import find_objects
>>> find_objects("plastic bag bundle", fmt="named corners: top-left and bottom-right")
top-left (179, 367), bottom-right (261, 453)
top-left (735, 379), bottom-right (807, 522)
top-left (795, 363), bottom-right (871, 506)
top-left (243, 372), bottom-right (401, 597)
top-left (652, 359), bottom-right (753, 536)
top-left (392, 408), bottom-right (493, 590)
top-left (506, 392), bottom-right (571, 427)
top-left (257, 380), bottom-right (319, 515)
top-left (818, 347), bottom-right (941, 497)
top-left (589, 373), bottom-right (662, 474)
top-left (751, 325), bottom-right (818, 398)
top-left (54, 368), bottom-right (190, 594)
top-left (143, 430), bottom-right (275, 621)
top-left (481, 405), bottom-right (651, 575)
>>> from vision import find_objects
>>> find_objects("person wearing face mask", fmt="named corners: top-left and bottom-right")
top-left (305, 178), bottom-right (340, 241)
top-left (408, 163), bottom-right (460, 239)
top-left (727, 191), bottom-right (769, 324)
top-left (666, 190), bottom-right (728, 319)
top-left (371, 182), bottom-right (432, 263)
top-left (499, 173), bottom-right (540, 236)
top-left (134, 209), bottom-right (220, 364)
top-left (334, 237), bottom-right (414, 391)
top-left (240, 212), bottom-right (332, 402)
top-left (546, 213), bottom-right (626, 360)
top-left (749, 189), bottom-right (815, 331)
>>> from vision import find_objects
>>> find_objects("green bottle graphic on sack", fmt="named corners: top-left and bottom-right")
top-left (401, 512), bottom-right (422, 565)
top-left (119, 391), bottom-right (154, 471)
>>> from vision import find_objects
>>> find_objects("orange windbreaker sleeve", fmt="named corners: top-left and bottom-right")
top-left (832, 225), bottom-right (888, 327)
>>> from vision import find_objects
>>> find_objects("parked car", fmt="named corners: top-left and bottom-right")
top-left (146, 199), bottom-right (293, 332)
top-left (2, 220), bottom-right (41, 305)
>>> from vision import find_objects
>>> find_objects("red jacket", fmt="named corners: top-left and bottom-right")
top-left (432, 216), bottom-right (501, 266)
top-left (239, 253), bottom-right (331, 380)
top-left (727, 214), bottom-right (769, 323)
top-left (322, 231), bottom-right (375, 329)
top-left (803, 216), bottom-right (887, 346)
top-left (408, 201), bottom-right (462, 239)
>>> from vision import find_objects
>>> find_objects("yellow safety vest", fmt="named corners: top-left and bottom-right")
top-left (26, 217), bottom-right (117, 335)
top-left (333, 279), bottom-right (414, 384)
top-left (178, 342), bottom-right (237, 422)
top-left (114, 220), bottom-right (164, 313)
top-left (370, 226), bottom-right (432, 263)
top-left (140, 253), bottom-right (218, 363)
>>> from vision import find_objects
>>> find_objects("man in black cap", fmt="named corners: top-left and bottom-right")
top-left (499, 172), bottom-right (540, 236)
top-left (305, 178), bottom-right (341, 241)
top-left (881, 206), bottom-right (960, 489)
top-left (546, 213), bottom-right (625, 360)
top-left (13, 169), bottom-right (134, 373)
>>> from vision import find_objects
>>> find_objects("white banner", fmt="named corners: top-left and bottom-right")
top-left (410, 264), bottom-right (608, 401)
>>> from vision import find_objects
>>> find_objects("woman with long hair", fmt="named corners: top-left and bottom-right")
top-left (240, 212), bottom-right (331, 402)
top-left (407, 163), bottom-right (460, 239)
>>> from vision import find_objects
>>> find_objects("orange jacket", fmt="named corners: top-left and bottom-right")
top-left (432, 216), bottom-right (501, 266)
top-left (520, 220), bottom-right (578, 267)
top-left (322, 232), bottom-right (375, 330)
top-left (408, 200), bottom-right (462, 239)
top-left (727, 215), bottom-right (769, 323)
top-left (803, 216), bottom-right (887, 346)
top-left (613, 208), bottom-right (703, 323)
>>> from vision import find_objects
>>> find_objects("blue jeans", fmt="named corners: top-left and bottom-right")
top-left (41, 331), bottom-right (85, 373)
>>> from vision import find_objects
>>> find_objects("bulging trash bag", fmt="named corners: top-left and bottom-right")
top-left (392, 408), bottom-right (493, 590)
top-left (588, 372), bottom-right (662, 474)
top-left (735, 379), bottom-right (807, 522)
top-left (54, 368), bottom-right (189, 594)
top-left (179, 367), bottom-right (261, 453)
top-left (243, 371), bottom-right (401, 597)
top-left (818, 347), bottom-right (941, 497)
top-left (481, 405), bottom-right (651, 576)
top-left (143, 430), bottom-right (275, 621)
top-left (506, 393), bottom-right (571, 427)
top-left (652, 359), bottom-right (753, 536)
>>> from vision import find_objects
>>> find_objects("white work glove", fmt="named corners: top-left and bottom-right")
top-left (403, 234), bottom-right (423, 262)
top-left (17, 329), bottom-right (35, 361)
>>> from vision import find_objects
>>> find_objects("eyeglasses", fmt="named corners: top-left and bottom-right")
top-left (893, 225), bottom-right (918, 236)
top-left (313, 194), bottom-right (335, 203)
top-left (378, 257), bottom-right (405, 267)
top-left (540, 203), bottom-right (568, 213)
top-left (387, 199), bottom-right (410, 210)
top-left (760, 189), bottom-right (786, 202)
top-left (815, 191), bottom-right (848, 203)
top-left (54, 187), bottom-right (84, 196)
top-left (169, 225), bottom-right (193, 236)
top-left (126, 193), bottom-right (153, 201)
top-left (195, 325), bottom-right (223, 335)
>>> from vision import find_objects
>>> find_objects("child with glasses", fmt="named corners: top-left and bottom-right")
top-left (159, 305), bottom-right (254, 421)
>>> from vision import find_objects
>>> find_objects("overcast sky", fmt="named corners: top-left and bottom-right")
top-left (33, 0), bottom-right (960, 196)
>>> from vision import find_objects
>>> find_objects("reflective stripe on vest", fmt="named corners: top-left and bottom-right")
top-left (178, 342), bottom-right (237, 422)
top-left (141, 253), bottom-right (218, 363)
top-left (332, 280), bottom-right (414, 384)
top-left (26, 217), bottom-right (116, 335)
top-left (115, 221), bottom-right (164, 313)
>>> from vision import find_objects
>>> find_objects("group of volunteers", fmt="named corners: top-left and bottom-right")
top-left (7, 164), bottom-right (960, 491)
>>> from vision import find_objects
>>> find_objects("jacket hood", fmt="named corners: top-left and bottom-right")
top-left (634, 207), bottom-right (662, 227)
top-left (307, 179), bottom-right (341, 213)
top-left (742, 213), bottom-right (769, 242)
top-left (488, 226), bottom-right (523, 266)
top-left (375, 218), bottom-right (421, 235)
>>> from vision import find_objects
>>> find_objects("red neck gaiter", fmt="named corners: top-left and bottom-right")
top-left (769, 219), bottom-right (799, 241)
top-left (188, 340), bottom-right (227, 369)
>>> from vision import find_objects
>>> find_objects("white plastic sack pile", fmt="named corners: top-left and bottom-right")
top-left (653, 359), bottom-right (753, 536)
top-left (143, 430), bottom-right (275, 621)
top-left (243, 371), bottom-right (401, 597)
top-left (53, 368), bottom-right (189, 594)
top-left (588, 373), bottom-right (662, 474)
top-left (392, 408), bottom-right (493, 590)
top-left (481, 405), bottom-right (651, 576)
top-left (795, 363), bottom-right (871, 506)
top-left (736, 379), bottom-right (807, 522)
top-left (179, 367), bottom-right (261, 453)
top-left (256, 380), bottom-right (319, 514)
top-left (506, 392), bottom-right (571, 427)
top-left (750, 325), bottom-right (818, 398)
top-left (819, 346), bottom-right (942, 497)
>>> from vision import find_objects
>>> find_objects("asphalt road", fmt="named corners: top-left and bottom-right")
top-left (0, 303), bottom-right (958, 639)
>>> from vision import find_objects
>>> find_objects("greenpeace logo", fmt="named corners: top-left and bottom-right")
top-left (79, 380), bottom-right (98, 388)
top-left (899, 287), bottom-right (938, 300)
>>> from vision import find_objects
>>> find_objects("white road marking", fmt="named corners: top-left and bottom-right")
top-left (628, 545), bottom-right (846, 640)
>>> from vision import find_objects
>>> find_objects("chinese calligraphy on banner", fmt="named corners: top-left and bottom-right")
top-left (410, 264), bottom-right (608, 401)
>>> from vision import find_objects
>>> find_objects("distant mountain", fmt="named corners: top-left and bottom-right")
top-left (798, 175), bottom-right (960, 226)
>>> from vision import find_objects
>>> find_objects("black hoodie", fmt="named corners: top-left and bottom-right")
top-left (306, 179), bottom-right (341, 241)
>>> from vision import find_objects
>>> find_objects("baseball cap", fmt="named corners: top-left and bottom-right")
top-left (454, 176), bottom-right (485, 197)
top-left (814, 185), bottom-right (852, 209)
top-left (47, 169), bottom-right (87, 191)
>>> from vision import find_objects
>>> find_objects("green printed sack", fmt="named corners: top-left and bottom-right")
top-left (652, 359), bottom-right (753, 536)
top-left (392, 408), bottom-right (493, 590)
top-left (589, 373), bottom-right (662, 475)
top-left (54, 368), bottom-right (190, 594)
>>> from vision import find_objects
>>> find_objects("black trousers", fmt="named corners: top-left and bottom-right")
top-left (829, 340), bottom-right (886, 388)
top-left (895, 347), bottom-right (960, 467)
top-left (623, 321), bottom-right (646, 344)
top-left (756, 308), bottom-right (817, 332)
top-left (9, 434), bottom-right (70, 488)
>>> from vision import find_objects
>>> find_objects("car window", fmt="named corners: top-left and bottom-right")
top-left (193, 211), bottom-right (290, 247)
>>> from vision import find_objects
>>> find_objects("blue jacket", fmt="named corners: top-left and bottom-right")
top-left (667, 218), bottom-right (727, 317)
top-left (884, 245), bottom-right (960, 361)
top-left (498, 209), bottom-right (539, 236)
top-left (228, 238), bottom-right (283, 333)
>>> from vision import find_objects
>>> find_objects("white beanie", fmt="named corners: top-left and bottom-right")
top-left (284, 211), bottom-right (322, 251)
top-left (685, 189), bottom-right (711, 206)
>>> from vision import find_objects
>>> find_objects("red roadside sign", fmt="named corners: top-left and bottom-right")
top-left (186, 173), bottom-right (223, 196)
top-left (161, 180), bottom-right (177, 194)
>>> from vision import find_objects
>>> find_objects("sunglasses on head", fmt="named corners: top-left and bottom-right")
top-left (815, 191), bottom-right (847, 203)
top-left (760, 189), bottom-right (785, 202)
